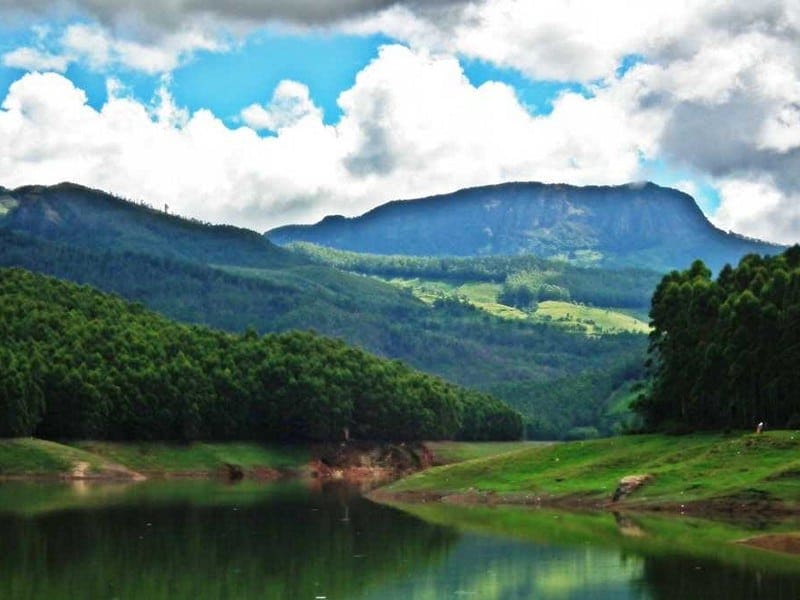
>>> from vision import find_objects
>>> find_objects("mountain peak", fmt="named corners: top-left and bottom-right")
top-left (267, 180), bottom-right (781, 272)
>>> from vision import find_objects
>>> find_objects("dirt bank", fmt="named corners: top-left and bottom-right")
top-left (308, 441), bottom-right (433, 488)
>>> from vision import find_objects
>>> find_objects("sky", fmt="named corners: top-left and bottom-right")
top-left (0, 2), bottom-right (798, 243)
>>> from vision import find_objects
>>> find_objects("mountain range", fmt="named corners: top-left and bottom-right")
top-left (267, 181), bottom-right (783, 273)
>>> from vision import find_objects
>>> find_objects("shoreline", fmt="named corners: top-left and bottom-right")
top-left (0, 439), bottom-right (437, 486)
top-left (368, 487), bottom-right (800, 520)
top-left (370, 432), bottom-right (800, 522)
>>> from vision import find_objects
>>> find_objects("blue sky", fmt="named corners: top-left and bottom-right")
top-left (0, 25), bottom-right (589, 123)
top-left (0, 1), bottom-right (796, 241)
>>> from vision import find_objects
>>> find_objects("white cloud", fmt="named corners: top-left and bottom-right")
top-left (0, 71), bottom-right (343, 229)
top-left (0, 48), bottom-right (658, 232)
top-left (347, 1), bottom-right (695, 82)
top-left (60, 23), bottom-right (111, 69)
top-left (241, 80), bottom-right (322, 131)
top-left (2, 22), bottom-right (226, 77)
top-left (673, 180), bottom-right (699, 199)
top-left (1, 46), bottom-right (70, 72)
top-left (58, 23), bottom-right (224, 74)
top-left (711, 177), bottom-right (800, 245)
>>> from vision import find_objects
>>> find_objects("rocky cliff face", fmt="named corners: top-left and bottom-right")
top-left (268, 181), bottom-right (782, 272)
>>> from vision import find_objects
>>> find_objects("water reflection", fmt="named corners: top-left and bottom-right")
top-left (363, 536), bottom-right (647, 599)
top-left (1, 481), bottom-right (800, 599)
top-left (0, 481), bottom-right (456, 600)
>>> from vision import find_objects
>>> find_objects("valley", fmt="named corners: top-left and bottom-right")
top-left (0, 183), bottom-right (658, 439)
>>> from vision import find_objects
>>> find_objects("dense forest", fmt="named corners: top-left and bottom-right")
top-left (0, 268), bottom-right (522, 442)
top-left (636, 246), bottom-right (800, 431)
top-left (0, 229), bottom-right (646, 438)
top-left (492, 359), bottom-right (645, 439)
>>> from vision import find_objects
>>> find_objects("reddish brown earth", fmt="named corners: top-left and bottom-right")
top-left (738, 533), bottom-right (800, 555)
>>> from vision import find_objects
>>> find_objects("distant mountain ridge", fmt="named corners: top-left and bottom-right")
top-left (267, 181), bottom-right (783, 272)
top-left (0, 182), bottom-right (299, 269)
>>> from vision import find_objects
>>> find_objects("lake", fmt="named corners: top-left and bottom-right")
top-left (1, 479), bottom-right (799, 599)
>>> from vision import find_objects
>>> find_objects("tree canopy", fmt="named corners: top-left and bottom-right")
top-left (0, 268), bottom-right (522, 441)
top-left (636, 246), bottom-right (800, 431)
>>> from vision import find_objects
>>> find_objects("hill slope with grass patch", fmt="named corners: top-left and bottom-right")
top-left (383, 432), bottom-right (800, 511)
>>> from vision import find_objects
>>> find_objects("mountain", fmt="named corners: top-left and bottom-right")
top-left (267, 181), bottom-right (783, 272)
top-left (0, 182), bottom-right (299, 269)
top-left (0, 182), bottom-right (648, 438)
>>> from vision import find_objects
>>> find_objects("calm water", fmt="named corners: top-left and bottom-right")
top-left (1, 480), bottom-right (799, 599)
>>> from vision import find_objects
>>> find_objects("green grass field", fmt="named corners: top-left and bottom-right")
top-left (425, 441), bottom-right (547, 464)
top-left (0, 439), bottom-right (124, 476)
top-left (0, 439), bottom-right (312, 478)
top-left (73, 441), bottom-right (311, 473)
top-left (532, 301), bottom-right (650, 334)
top-left (387, 432), bottom-right (800, 508)
top-left (381, 276), bottom-right (648, 333)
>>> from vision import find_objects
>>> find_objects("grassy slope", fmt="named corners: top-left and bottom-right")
top-left (387, 432), bottom-right (800, 508)
top-left (73, 442), bottom-right (311, 473)
top-left (382, 276), bottom-right (649, 334)
top-left (534, 301), bottom-right (650, 334)
top-left (0, 439), bottom-right (125, 476)
top-left (425, 441), bottom-right (547, 464)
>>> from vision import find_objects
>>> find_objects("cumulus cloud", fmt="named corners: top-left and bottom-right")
top-left (347, 1), bottom-right (691, 81)
top-left (0, 71), bottom-right (343, 228)
top-left (711, 178), bottom-right (800, 245)
top-left (335, 45), bottom-right (658, 186)
top-left (241, 81), bottom-right (322, 131)
top-left (54, 22), bottom-right (223, 74)
top-left (0, 47), bottom-right (657, 231)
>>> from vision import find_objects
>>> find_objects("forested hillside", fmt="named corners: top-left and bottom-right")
top-left (0, 227), bottom-right (646, 438)
top-left (0, 184), bottom-right (650, 438)
top-left (0, 268), bottom-right (522, 441)
top-left (637, 247), bottom-right (800, 431)
top-left (0, 182), bottom-right (297, 268)
top-left (268, 181), bottom-right (782, 273)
